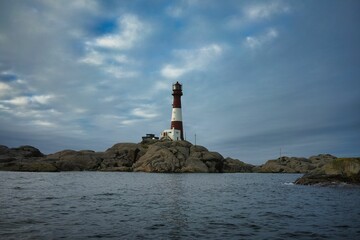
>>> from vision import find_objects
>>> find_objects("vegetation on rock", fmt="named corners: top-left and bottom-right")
top-left (294, 158), bottom-right (360, 185)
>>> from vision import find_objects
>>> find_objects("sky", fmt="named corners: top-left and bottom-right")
top-left (0, 0), bottom-right (359, 164)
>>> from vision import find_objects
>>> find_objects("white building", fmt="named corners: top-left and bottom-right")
top-left (160, 128), bottom-right (182, 141)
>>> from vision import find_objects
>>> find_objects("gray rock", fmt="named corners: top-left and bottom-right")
top-left (0, 145), bottom-right (44, 162)
top-left (0, 141), bottom-right (250, 173)
top-left (46, 150), bottom-right (103, 171)
top-left (102, 143), bottom-right (145, 170)
top-left (295, 158), bottom-right (360, 185)
top-left (223, 158), bottom-right (254, 173)
top-left (133, 145), bottom-right (183, 172)
top-left (133, 141), bottom-right (224, 173)
top-left (181, 158), bottom-right (209, 173)
top-left (256, 154), bottom-right (338, 174)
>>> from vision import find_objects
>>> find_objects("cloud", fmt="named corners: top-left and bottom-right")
top-left (0, 71), bottom-right (18, 82)
top-left (226, 1), bottom-right (290, 29)
top-left (80, 14), bottom-right (148, 79)
top-left (41, 0), bottom-right (99, 12)
top-left (243, 28), bottom-right (278, 49)
top-left (31, 95), bottom-right (54, 105)
top-left (104, 66), bottom-right (138, 78)
top-left (80, 49), bottom-right (104, 65)
top-left (2, 94), bottom-right (54, 107)
top-left (120, 119), bottom-right (140, 126)
top-left (165, 0), bottom-right (200, 18)
top-left (0, 69), bottom-right (58, 132)
top-left (0, 82), bottom-right (12, 96)
top-left (161, 65), bottom-right (187, 79)
top-left (161, 44), bottom-right (223, 79)
top-left (244, 1), bottom-right (290, 21)
top-left (166, 6), bottom-right (184, 18)
top-left (131, 106), bottom-right (158, 119)
top-left (3, 96), bottom-right (29, 107)
top-left (88, 14), bottom-right (147, 50)
top-left (153, 81), bottom-right (169, 91)
top-left (32, 120), bottom-right (57, 128)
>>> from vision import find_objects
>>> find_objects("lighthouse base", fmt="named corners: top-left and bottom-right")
top-left (160, 128), bottom-right (182, 141)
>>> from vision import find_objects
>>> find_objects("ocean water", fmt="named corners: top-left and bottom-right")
top-left (0, 172), bottom-right (359, 239)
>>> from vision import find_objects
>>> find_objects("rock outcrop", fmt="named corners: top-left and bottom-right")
top-left (0, 141), bottom-right (250, 173)
top-left (46, 150), bottom-right (103, 171)
top-left (294, 158), bottom-right (360, 185)
top-left (0, 145), bottom-right (54, 172)
top-left (132, 141), bottom-right (225, 173)
top-left (222, 157), bottom-right (255, 173)
top-left (255, 154), bottom-right (337, 173)
top-left (0, 145), bottom-right (44, 161)
top-left (2, 142), bottom-right (357, 180)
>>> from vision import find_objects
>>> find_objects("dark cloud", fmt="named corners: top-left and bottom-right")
top-left (0, 72), bottom-right (17, 82)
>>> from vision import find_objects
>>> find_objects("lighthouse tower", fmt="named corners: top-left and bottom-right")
top-left (161, 82), bottom-right (184, 141)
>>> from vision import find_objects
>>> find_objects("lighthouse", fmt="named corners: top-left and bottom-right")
top-left (160, 82), bottom-right (184, 141)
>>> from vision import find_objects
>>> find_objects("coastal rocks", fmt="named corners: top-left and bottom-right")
top-left (101, 143), bottom-right (145, 171)
top-left (46, 150), bottom-right (103, 171)
top-left (295, 158), bottom-right (360, 185)
top-left (0, 160), bottom-right (58, 172)
top-left (0, 145), bottom-right (44, 162)
top-left (133, 141), bottom-right (224, 173)
top-left (17, 161), bottom-right (58, 172)
top-left (181, 158), bottom-right (209, 173)
top-left (256, 154), bottom-right (337, 173)
top-left (2, 142), bottom-right (356, 179)
top-left (255, 156), bottom-right (311, 173)
top-left (0, 145), bottom-right (52, 171)
top-left (308, 154), bottom-right (337, 169)
top-left (223, 157), bottom-right (255, 173)
top-left (133, 144), bottom-right (182, 172)
top-left (0, 141), bottom-right (235, 173)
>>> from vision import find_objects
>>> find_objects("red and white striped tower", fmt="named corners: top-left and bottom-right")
top-left (170, 81), bottom-right (184, 140)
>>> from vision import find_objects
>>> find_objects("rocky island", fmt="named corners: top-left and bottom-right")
top-left (0, 140), bottom-right (253, 173)
top-left (255, 154), bottom-right (360, 185)
top-left (1, 141), bottom-right (359, 186)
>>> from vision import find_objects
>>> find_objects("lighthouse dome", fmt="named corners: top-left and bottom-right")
top-left (172, 81), bottom-right (182, 90)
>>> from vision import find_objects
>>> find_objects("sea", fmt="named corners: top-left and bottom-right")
top-left (0, 172), bottom-right (359, 239)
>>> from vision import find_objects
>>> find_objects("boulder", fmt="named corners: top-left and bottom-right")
top-left (181, 158), bottom-right (209, 173)
top-left (256, 155), bottom-right (329, 173)
top-left (11, 145), bottom-right (44, 158)
top-left (257, 157), bottom-right (301, 173)
top-left (19, 161), bottom-right (58, 172)
top-left (133, 141), bottom-right (225, 173)
top-left (223, 158), bottom-right (254, 173)
top-left (308, 154), bottom-right (337, 169)
top-left (0, 147), bottom-right (14, 166)
top-left (46, 150), bottom-right (103, 171)
top-left (101, 143), bottom-right (145, 170)
top-left (133, 145), bottom-right (184, 172)
top-left (295, 158), bottom-right (360, 185)
top-left (0, 160), bottom-right (58, 172)
top-left (0, 145), bottom-right (49, 171)
top-left (0, 145), bottom-right (44, 162)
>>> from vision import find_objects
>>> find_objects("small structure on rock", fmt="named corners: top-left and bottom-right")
top-left (142, 134), bottom-right (159, 141)
top-left (161, 82), bottom-right (184, 141)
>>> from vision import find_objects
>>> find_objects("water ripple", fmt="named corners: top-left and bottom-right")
top-left (0, 172), bottom-right (359, 239)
